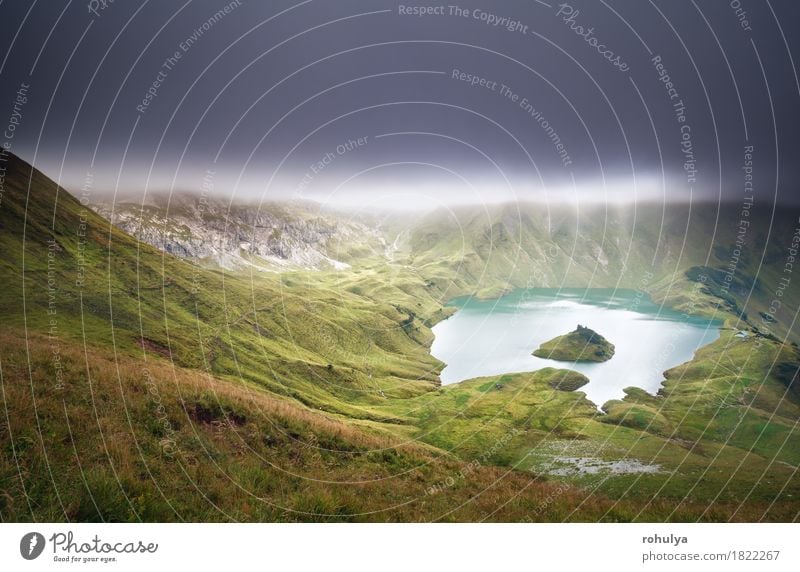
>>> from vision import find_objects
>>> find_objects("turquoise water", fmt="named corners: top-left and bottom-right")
top-left (431, 288), bottom-right (721, 408)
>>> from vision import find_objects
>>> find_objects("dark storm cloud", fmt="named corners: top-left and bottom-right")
top-left (0, 0), bottom-right (798, 205)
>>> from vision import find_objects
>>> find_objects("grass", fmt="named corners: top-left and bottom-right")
top-left (1, 152), bottom-right (799, 521)
top-left (533, 325), bottom-right (615, 362)
top-left (5, 330), bottom-right (760, 522)
top-left (375, 330), bottom-right (800, 517)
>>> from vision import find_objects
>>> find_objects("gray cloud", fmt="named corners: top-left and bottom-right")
top-left (1, 0), bottom-right (798, 206)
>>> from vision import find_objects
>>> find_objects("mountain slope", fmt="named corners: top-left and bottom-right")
top-left (1, 153), bottom-right (799, 522)
top-left (405, 202), bottom-right (800, 344)
top-left (0, 153), bottom-right (445, 411)
top-left (90, 190), bottom-right (800, 346)
top-left (0, 152), bottom-right (601, 521)
top-left (90, 193), bottom-right (387, 272)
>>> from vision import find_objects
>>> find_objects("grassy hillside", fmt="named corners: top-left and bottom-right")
top-left (405, 202), bottom-right (800, 346)
top-left (378, 329), bottom-right (800, 519)
top-left (0, 153), bottom-right (607, 522)
top-left (0, 153), bottom-right (443, 412)
top-left (1, 330), bottom-right (616, 522)
top-left (1, 153), bottom-right (799, 522)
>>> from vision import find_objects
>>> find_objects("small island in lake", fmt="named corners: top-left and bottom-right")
top-left (533, 325), bottom-right (615, 362)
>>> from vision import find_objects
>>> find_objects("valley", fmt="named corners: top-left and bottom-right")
top-left (1, 152), bottom-right (798, 522)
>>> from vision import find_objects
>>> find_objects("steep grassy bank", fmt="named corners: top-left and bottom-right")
top-left (0, 153), bottom-right (444, 417)
top-left (3, 331), bottom-right (792, 522)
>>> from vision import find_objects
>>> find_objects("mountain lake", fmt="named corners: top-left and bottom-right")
top-left (431, 288), bottom-right (722, 408)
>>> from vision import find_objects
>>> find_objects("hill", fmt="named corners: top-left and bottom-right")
top-left (0, 153), bottom-right (621, 521)
top-left (1, 152), bottom-right (799, 522)
top-left (533, 325), bottom-right (615, 362)
top-left (404, 202), bottom-right (800, 345)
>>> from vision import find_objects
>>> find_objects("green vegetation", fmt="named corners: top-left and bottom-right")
top-left (533, 325), bottom-right (615, 362)
top-left (376, 330), bottom-right (800, 518)
top-left (1, 330), bottom-right (616, 522)
top-left (1, 153), bottom-right (798, 522)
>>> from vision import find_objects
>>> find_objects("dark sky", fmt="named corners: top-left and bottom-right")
top-left (1, 0), bottom-right (798, 206)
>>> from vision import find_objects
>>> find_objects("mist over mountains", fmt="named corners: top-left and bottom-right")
top-left (82, 178), bottom-right (800, 347)
top-left (1, 150), bottom-right (799, 523)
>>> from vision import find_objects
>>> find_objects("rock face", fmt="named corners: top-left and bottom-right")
top-left (91, 193), bottom-right (388, 272)
top-left (533, 325), bottom-right (615, 362)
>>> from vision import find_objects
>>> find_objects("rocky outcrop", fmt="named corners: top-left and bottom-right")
top-left (533, 325), bottom-right (615, 362)
top-left (92, 193), bottom-right (387, 271)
